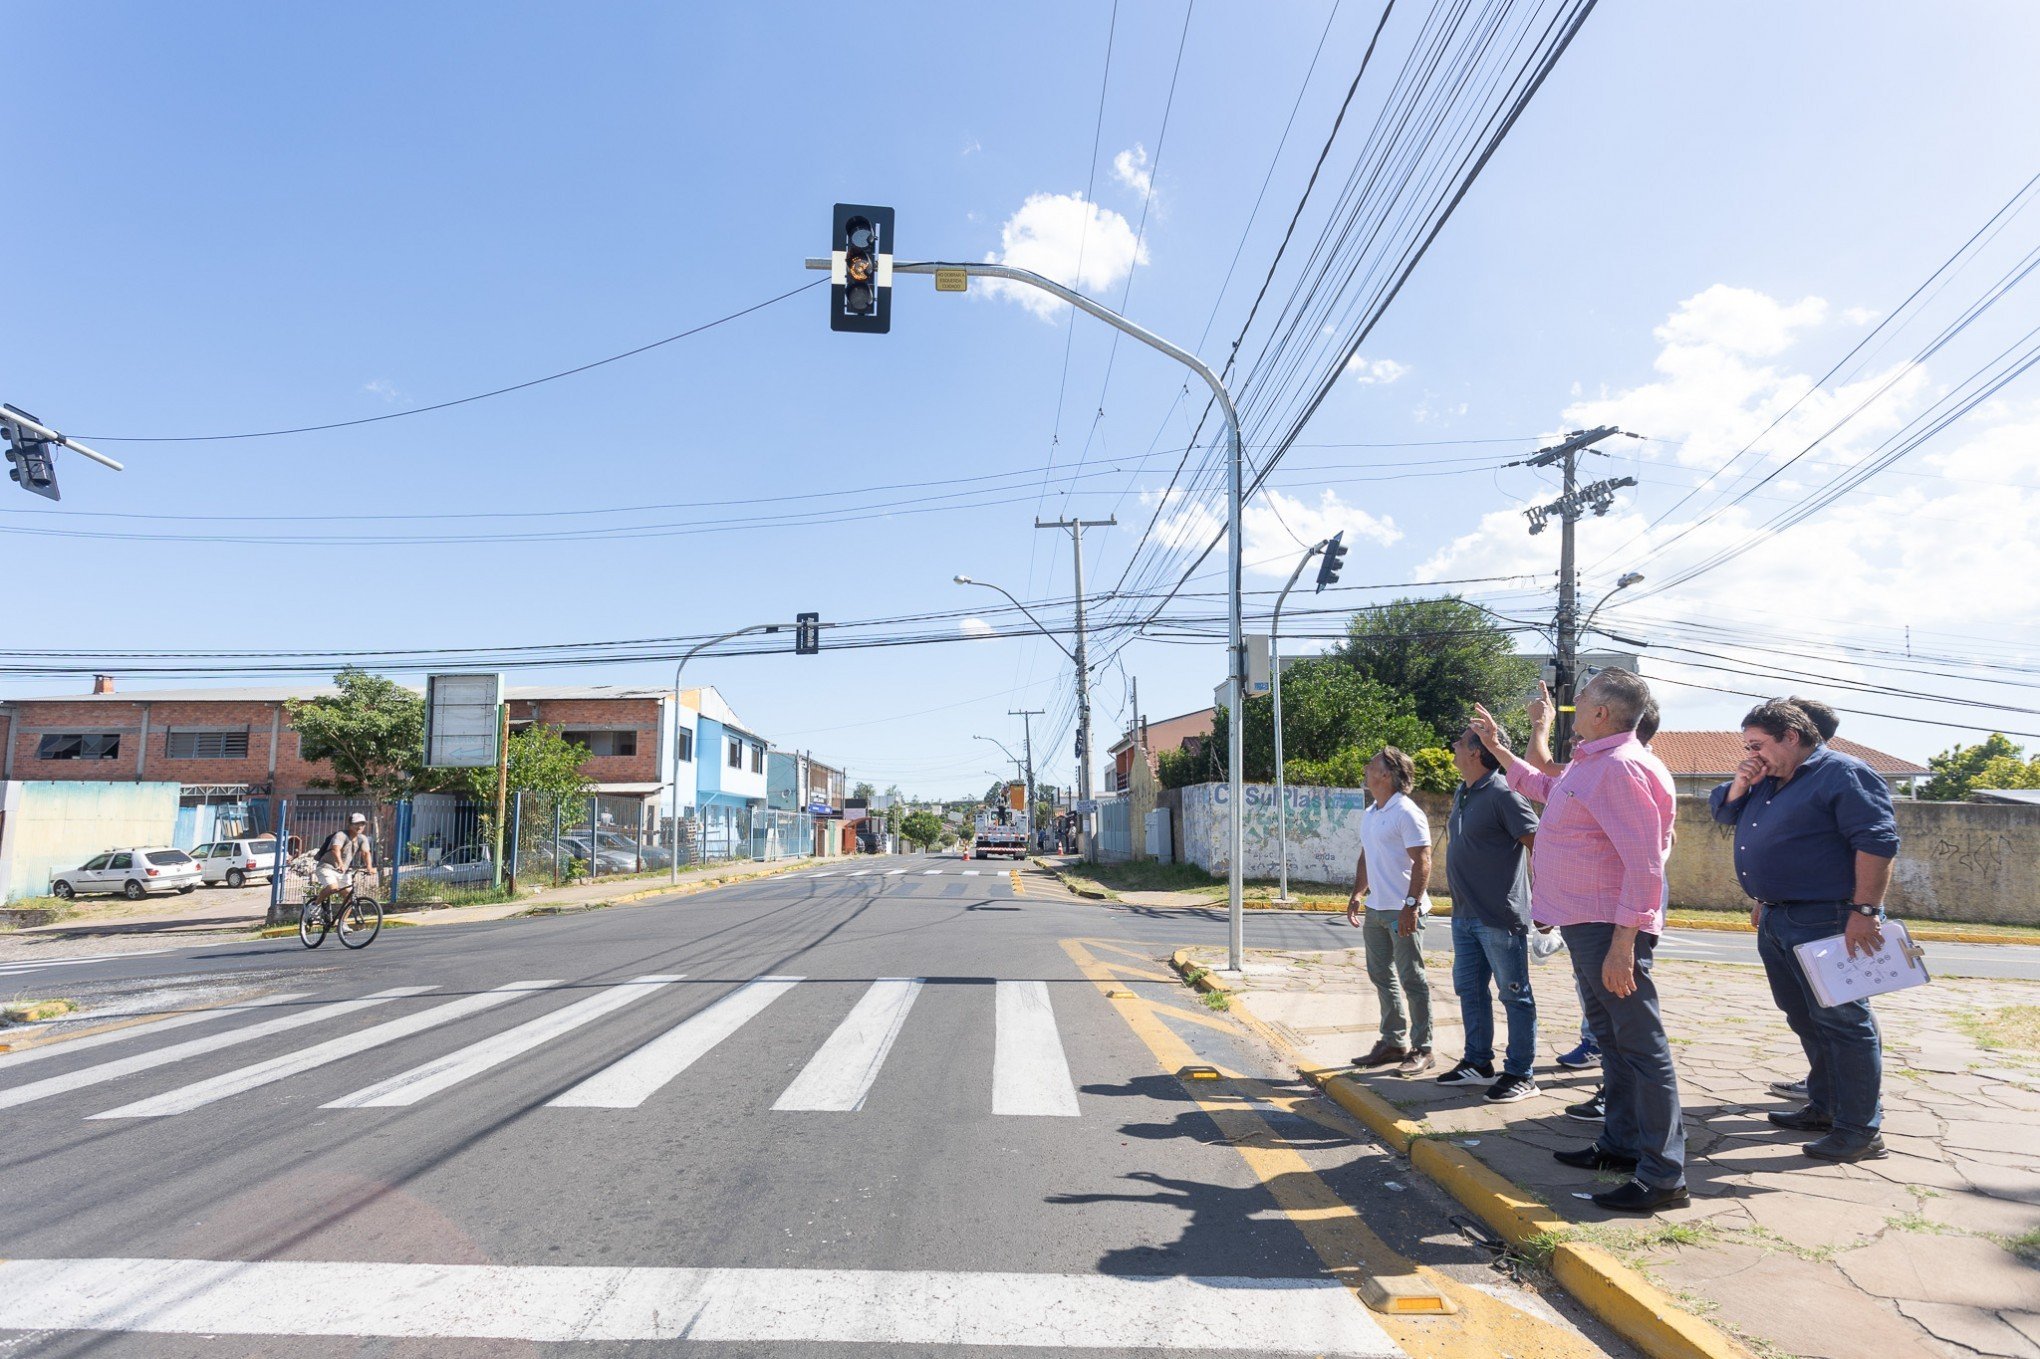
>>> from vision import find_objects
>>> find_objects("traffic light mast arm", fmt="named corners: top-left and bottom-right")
top-left (814, 254), bottom-right (1253, 972)
top-left (0, 407), bottom-right (124, 471)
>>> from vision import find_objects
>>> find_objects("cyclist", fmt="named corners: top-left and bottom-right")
top-left (312, 813), bottom-right (376, 909)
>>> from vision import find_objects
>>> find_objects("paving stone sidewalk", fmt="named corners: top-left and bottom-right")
top-left (1182, 941), bottom-right (2040, 1359)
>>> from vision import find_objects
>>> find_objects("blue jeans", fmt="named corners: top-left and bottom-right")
top-left (1563, 922), bottom-right (1686, 1191)
top-left (1451, 913), bottom-right (1537, 1077)
top-left (1757, 902), bottom-right (1883, 1141)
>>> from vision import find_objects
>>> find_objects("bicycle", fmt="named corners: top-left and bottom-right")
top-left (297, 866), bottom-right (383, 950)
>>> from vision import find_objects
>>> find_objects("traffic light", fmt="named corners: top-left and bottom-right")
top-left (2, 405), bottom-right (59, 501)
top-left (1074, 732), bottom-right (1087, 761)
top-left (795, 612), bottom-right (820, 655)
top-left (1313, 530), bottom-right (1346, 592)
top-left (830, 204), bottom-right (895, 334)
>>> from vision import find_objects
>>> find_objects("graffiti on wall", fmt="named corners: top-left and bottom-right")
top-left (1180, 783), bottom-right (1375, 883)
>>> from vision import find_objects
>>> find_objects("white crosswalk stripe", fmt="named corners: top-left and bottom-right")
top-left (323, 976), bottom-right (683, 1108)
top-left (0, 994), bottom-right (311, 1073)
top-left (549, 977), bottom-right (802, 1109)
top-left (0, 949), bottom-right (175, 977)
top-left (0, 1256), bottom-right (1401, 1353)
top-left (0, 988), bottom-right (432, 1112)
top-left (920, 869), bottom-right (942, 875)
top-left (993, 980), bottom-right (1080, 1117)
top-left (773, 979), bottom-right (922, 1112)
top-left (90, 982), bottom-right (551, 1119)
top-left (962, 869), bottom-right (982, 876)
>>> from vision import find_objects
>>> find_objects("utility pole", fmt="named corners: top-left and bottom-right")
top-left (1008, 708), bottom-right (1041, 841)
top-left (1522, 427), bottom-right (1632, 759)
top-left (1035, 515), bottom-right (1115, 861)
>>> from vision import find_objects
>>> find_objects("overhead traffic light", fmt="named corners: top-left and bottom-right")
top-left (1313, 530), bottom-right (1346, 592)
top-left (795, 612), bottom-right (821, 655)
top-left (830, 204), bottom-right (895, 334)
top-left (2, 405), bottom-right (59, 501)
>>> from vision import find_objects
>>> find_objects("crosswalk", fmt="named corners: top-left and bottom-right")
top-left (795, 865), bottom-right (1010, 879)
top-left (4, 973), bottom-right (1088, 1123)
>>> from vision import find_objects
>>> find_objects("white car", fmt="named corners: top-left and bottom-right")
top-left (190, 837), bottom-right (283, 888)
top-left (50, 847), bottom-right (203, 900)
top-left (408, 844), bottom-right (495, 887)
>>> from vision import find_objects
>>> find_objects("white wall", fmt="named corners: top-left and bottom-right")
top-left (1179, 782), bottom-right (1373, 883)
top-left (1, 780), bottom-right (184, 901)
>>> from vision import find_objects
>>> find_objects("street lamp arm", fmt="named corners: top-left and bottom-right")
top-left (670, 621), bottom-right (785, 883)
top-left (954, 576), bottom-right (1078, 665)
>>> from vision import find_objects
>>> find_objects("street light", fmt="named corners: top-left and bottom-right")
top-left (1269, 537), bottom-right (1334, 904)
top-left (1581, 571), bottom-right (1644, 645)
top-left (670, 623), bottom-right (783, 883)
top-left (953, 576), bottom-right (1078, 663)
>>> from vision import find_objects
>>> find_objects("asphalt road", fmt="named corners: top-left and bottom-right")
top-left (0, 854), bottom-right (1637, 1359)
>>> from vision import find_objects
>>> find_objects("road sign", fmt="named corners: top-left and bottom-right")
top-left (934, 268), bottom-right (968, 292)
top-left (423, 673), bottom-right (503, 768)
top-left (1074, 799), bottom-right (1098, 815)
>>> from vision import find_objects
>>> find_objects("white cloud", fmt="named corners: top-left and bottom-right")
top-left (1416, 289), bottom-right (2040, 745)
top-left (362, 378), bottom-right (402, 403)
top-left (979, 192), bottom-right (1149, 321)
top-left (959, 617), bottom-right (997, 639)
top-left (1346, 355), bottom-right (1410, 386)
top-left (1146, 487), bottom-right (1401, 580)
top-left (1843, 306), bottom-right (1879, 326)
top-left (1652, 284), bottom-right (1826, 358)
top-left (1111, 144), bottom-right (1152, 199)
top-left (961, 136), bottom-right (983, 157)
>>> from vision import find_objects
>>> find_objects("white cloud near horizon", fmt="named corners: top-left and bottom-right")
top-left (980, 192), bottom-right (1149, 321)
top-left (1346, 355), bottom-right (1410, 386)
top-left (1147, 487), bottom-right (1401, 580)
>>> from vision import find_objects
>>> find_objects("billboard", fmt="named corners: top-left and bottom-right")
top-left (424, 673), bottom-right (503, 768)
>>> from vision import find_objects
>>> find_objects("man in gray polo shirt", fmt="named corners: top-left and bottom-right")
top-left (1437, 726), bottom-right (1542, 1102)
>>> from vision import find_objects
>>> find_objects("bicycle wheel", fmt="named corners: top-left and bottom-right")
top-left (337, 893), bottom-right (382, 949)
top-left (298, 899), bottom-right (328, 949)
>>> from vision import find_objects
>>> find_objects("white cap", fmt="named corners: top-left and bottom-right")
top-left (347, 812), bottom-right (368, 825)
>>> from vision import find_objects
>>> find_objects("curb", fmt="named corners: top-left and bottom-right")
top-left (1665, 914), bottom-right (2032, 947)
top-left (1170, 948), bottom-right (1755, 1359)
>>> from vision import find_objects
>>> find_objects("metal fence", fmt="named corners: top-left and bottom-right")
top-left (1095, 793), bottom-right (1134, 863)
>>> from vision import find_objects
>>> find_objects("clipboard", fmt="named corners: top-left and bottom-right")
top-left (1794, 921), bottom-right (1929, 1008)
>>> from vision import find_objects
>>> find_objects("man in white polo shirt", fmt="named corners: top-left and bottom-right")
top-left (1345, 746), bottom-right (1435, 1075)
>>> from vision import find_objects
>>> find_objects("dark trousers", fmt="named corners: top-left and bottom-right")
top-left (1563, 922), bottom-right (1686, 1190)
top-left (1451, 912), bottom-right (1537, 1076)
top-left (1757, 902), bottom-right (1883, 1141)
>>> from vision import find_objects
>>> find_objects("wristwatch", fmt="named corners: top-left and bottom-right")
top-left (1850, 903), bottom-right (1885, 919)
top-left (1402, 895), bottom-right (1420, 909)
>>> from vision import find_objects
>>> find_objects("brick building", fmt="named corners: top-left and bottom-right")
top-left (1107, 707), bottom-right (1215, 792)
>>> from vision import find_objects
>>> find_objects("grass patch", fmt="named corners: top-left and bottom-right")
top-left (1663, 906), bottom-right (2040, 945)
top-left (2006, 1227), bottom-right (2040, 1262)
top-left (1886, 1211), bottom-right (1961, 1236)
top-left (2, 997), bottom-right (79, 1025)
top-left (0, 896), bottom-right (74, 930)
top-left (1201, 990), bottom-right (1231, 1012)
top-left (1957, 1004), bottom-right (2040, 1054)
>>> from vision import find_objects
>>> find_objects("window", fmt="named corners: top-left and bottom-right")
top-left (82, 853), bottom-right (112, 871)
top-left (146, 851), bottom-right (191, 866)
top-left (166, 730), bottom-right (250, 759)
top-left (109, 853), bottom-right (132, 870)
top-left (727, 736), bottom-right (743, 769)
top-left (37, 732), bottom-right (121, 761)
top-left (191, 843), bottom-right (215, 860)
top-left (559, 729), bottom-right (638, 758)
top-left (674, 728), bottom-right (694, 763)
top-left (749, 743), bottom-right (762, 774)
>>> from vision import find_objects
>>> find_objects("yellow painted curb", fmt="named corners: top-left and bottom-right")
top-left (1665, 914), bottom-right (2033, 947)
top-left (1552, 1242), bottom-right (1753, 1359)
top-left (1209, 949), bottom-right (1759, 1359)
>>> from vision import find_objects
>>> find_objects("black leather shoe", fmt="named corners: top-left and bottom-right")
top-left (1803, 1133), bottom-right (1888, 1163)
top-left (1767, 1105), bottom-right (1833, 1132)
top-left (1554, 1144), bottom-right (1639, 1172)
top-left (1592, 1179), bottom-right (1691, 1214)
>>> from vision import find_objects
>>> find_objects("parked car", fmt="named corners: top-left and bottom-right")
top-left (190, 837), bottom-right (282, 888)
top-left (557, 835), bottom-right (638, 874)
top-left (581, 829), bottom-right (671, 869)
top-left (50, 847), bottom-right (203, 900)
top-left (408, 843), bottom-right (495, 887)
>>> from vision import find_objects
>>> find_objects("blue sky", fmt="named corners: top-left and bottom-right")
top-left (6, 1), bottom-right (2039, 797)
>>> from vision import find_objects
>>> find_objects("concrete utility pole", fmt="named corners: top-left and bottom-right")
top-left (1521, 427), bottom-right (1633, 759)
top-left (1008, 708), bottom-right (1041, 838)
top-left (1035, 516), bottom-right (1114, 861)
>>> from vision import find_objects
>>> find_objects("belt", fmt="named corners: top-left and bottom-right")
top-left (1757, 898), bottom-right (1848, 908)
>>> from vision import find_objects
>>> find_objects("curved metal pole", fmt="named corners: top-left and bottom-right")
top-left (831, 258), bottom-right (1249, 970)
top-left (1269, 543), bottom-right (1324, 904)
top-left (954, 577), bottom-right (1077, 663)
top-left (671, 623), bottom-right (781, 883)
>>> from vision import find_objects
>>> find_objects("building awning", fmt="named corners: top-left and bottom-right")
top-left (592, 782), bottom-right (664, 796)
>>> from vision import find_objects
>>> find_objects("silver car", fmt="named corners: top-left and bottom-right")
top-left (50, 847), bottom-right (204, 900)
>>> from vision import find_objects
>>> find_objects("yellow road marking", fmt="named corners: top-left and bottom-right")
top-left (1063, 936), bottom-right (1607, 1358)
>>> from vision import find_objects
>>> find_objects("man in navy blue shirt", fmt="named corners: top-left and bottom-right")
top-left (1711, 699), bottom-right (1901, 1163)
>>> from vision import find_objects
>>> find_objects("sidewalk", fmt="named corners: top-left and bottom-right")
top-left (1179, 941), bottom-right (2040, 1359)
top-left (0, 857), bottom-right (825, 961)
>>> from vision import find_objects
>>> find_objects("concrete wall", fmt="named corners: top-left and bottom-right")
top-left (1672, 796), bottom-right (2040, 925)
top-left (1177, 780), bottom-right (2040, 925)
top-left (0, 780), bottom-right (184, 902)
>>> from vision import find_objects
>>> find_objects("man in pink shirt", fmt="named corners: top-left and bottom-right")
top-left (1470, 668), bottom-right (1684, 1214)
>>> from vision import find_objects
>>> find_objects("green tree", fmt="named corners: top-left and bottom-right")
top-left (288, 667), bottom-right (436, 801)
top-left (1156, 744), bottom-right (1216, 789)
top-left (899, 810), bottom-right (944, 850)
top-left (1921, 734), bottom-right (2029, 801)
top-left (1333, 597), bottom-right (1537, 741)
top-left (852, 781), bottom-right (877, 802)
top-left (1210, 656), bottom-right (1436, 782)
top-left (1975, 753), bottom-right (2040, 791)
top-left (464, 724), bottom-right (593, 811)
